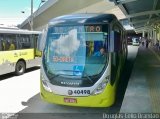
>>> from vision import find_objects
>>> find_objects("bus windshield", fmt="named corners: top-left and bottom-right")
top-left (43, 25), bottom-right (109, 85)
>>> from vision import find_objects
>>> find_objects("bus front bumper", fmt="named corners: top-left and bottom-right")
top-left (40, 81), bottom-right (116, 107)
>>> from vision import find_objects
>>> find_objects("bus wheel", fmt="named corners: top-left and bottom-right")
top-left (15, 61), bottom-right (26, 75)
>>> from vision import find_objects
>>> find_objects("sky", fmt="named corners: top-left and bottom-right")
top-left (0, 0), bottom-right (46, 26)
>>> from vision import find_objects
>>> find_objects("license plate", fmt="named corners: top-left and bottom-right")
top-left (64, 98), bottom-right (77, 103)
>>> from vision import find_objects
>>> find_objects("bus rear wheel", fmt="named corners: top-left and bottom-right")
top-left (15, 61), bottom-right (26, 75)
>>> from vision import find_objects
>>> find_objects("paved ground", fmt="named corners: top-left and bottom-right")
top-left (0, 46), bottom-right (138, 119)
top-left (0, 67), bottom-right (40, 113)
top-left (120, 46), bottom-right (160, 113)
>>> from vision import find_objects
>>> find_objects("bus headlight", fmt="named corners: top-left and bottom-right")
top-left (41, 75), bottom-right (52, 92)
top-left (92, 76), bottom-right (110, 95)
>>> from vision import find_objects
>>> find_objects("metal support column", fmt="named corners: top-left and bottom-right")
top-left (31, 0), bottom-right (33, 30)
top-left (153, 30), bottom-right (156, 44)
top-left (142, 31), bottom-right (145, 37)
top-left (147, 31), bottom-right (149, 40)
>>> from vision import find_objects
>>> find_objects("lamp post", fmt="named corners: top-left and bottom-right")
top-left (31, 0), bottom-right (33, 30)
top-left (21, 0), bottom-right (46, 30)
top-left (30, 0), bottom-right (46, 30)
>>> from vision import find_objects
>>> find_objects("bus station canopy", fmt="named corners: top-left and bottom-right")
top-left (110, 0), bottom-right (160, 32)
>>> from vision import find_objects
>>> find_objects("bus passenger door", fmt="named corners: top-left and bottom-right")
top-left (109, 31), bottom-right (121, 85)
top-left (33, 34), bottom-right (42, 57)
top-left (0, 39), bottom-right (3, 67)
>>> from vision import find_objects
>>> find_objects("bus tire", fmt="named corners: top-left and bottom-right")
top-left (15, 61), bottom-right (26, 75)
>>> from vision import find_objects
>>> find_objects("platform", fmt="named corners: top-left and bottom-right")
top-left (120, 46), bottom-right (160, 113)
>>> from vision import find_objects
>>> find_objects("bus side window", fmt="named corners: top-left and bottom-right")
top-left (30, 34), bottom-right (35, 48)
top-left (1, 39), bottom-right (6, 51)
top-left (5, 34), bottom-right (17, 51)
top-left (0, 35), bottom-right (4, 51)
top-left (19, 35), bottom-right (31, 49)
top-left (0, 39), bottom-right (2, 51)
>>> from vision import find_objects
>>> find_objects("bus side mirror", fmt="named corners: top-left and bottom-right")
top-left (39, 29), bottom-right (47, 51)
top-left (109, 31), bottom-right (120, 52)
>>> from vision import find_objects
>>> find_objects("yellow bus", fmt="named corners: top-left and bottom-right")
top-left (0, 28), bottom-right (41, 75)
top-left (40, 13), bottom-right (128, 107)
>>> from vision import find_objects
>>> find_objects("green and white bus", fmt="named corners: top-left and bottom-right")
top-left (0, 28), bottom-right (41, 75)
top-left (40, 13), bottom-right (128, 107)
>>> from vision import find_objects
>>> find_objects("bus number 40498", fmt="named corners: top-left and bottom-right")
top-left (72, 90), bottom-right (90, 95)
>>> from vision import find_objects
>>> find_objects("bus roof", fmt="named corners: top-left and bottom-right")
top-left (49, 13), bottom-right (117, 25)
top-left (0, 26), bottom-right (19, 30)
top-left (0, 28), bottom-right (41, 35)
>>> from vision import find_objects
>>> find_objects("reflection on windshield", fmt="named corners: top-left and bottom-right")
top-left (50, 29), bottom-right (80, 56)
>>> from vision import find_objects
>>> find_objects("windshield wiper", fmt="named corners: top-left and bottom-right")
top-left (47, 70), bottom-right (74, 80)
top-left (46, 69), bottom-right (93, 83)
top-left (83, 71), bottom-right (93, 83)
top-left (46, 69), bottom-right (60, 80)
top-left (49, 74), bottom-right (60, 80)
